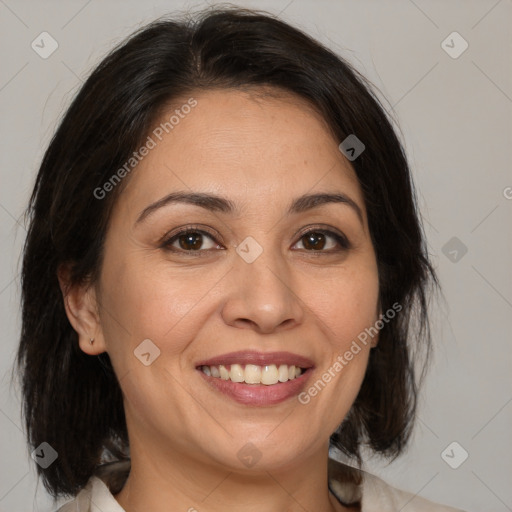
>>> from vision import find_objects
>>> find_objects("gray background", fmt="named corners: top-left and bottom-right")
top-left (0, 0), bottom-right (511, 510)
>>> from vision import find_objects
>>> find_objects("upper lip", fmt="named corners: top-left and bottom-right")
top-left (195, 350), bottom-right (315, 369)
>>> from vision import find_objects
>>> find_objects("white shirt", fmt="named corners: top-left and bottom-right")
top-left (56, 459), bottom-right (465, 511)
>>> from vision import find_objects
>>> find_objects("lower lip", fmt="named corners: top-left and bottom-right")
top-left (197, 369), bottom-right (313, 406)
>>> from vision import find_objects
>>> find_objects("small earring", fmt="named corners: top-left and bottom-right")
top-left (89, 338), bottom-right (95, 345)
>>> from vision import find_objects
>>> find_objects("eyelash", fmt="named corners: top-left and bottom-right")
top-left (160, 224), bottom-right (351, 256)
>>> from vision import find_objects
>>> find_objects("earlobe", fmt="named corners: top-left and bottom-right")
top-left (57, 265), bottom-right (107, 355)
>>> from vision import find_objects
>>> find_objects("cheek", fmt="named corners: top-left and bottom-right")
top-left (97, 251), bottom-right (225, 366)
top-left (307, 266), bottom-right (380, 351)
top-left (289, 267), bottom-right (379, 444)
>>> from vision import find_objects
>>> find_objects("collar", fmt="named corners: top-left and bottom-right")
top-left (60, 457), bottom-right (365, 510)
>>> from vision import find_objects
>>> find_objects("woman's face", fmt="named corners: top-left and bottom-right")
top-left (89, 88), bottom-right (380, 471)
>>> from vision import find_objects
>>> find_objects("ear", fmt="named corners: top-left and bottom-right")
top-left (57, 264), bottom-right (107, 355)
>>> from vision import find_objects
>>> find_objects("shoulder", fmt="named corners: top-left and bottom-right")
top-left (360, 470), bottom-right (466, 511)
top-left (328, 457), bottom-right (466, 512)
top-left (55, 462), bottom-right (129, 512)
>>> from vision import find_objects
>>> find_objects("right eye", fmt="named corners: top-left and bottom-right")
top-left (161, 227), bottom-right (224, 254)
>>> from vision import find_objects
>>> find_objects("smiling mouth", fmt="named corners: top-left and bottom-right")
top-left (198, 363), bottom-right (305, 385)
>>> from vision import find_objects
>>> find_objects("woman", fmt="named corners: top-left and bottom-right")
top-left (17, 6), bottom-right (465, 511)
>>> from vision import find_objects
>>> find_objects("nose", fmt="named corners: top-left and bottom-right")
top-left (220, 245), bottom-right (305, 334)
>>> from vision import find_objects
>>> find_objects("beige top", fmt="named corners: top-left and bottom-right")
top-left (57, 458), bottom-right (465, 511)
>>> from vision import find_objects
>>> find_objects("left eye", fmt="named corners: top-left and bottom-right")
top-left (292, 229), bottom-right (349, 252)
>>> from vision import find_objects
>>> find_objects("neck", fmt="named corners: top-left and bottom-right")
top-left (114, 442), bottom-right (354, 512)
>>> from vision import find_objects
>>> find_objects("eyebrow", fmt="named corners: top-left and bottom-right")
top-left (135, 190), bottom-right (364, 226)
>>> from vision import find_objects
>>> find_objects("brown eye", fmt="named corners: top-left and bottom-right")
top-left (293, 229), bottom-right (350, 252)
top-left (177, 232), bottom-right (204, 250)
top-left (162, 228), bottom-right (221, 253)
top-left (301, 232), bottom-right (327, 250)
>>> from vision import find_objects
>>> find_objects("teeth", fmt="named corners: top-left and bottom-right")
top-left (278, 364), bottom-right (289, 382)
top-left (244, 364), bottom-right (261, 384)
top-left (261, 364), bottom-right (279, 385)
top-left (200, 363), bottom-right (304, 384)
top-left (219, 365), bottom-right (229, 380)
top-left (229, 364), bottom-right (244, 383)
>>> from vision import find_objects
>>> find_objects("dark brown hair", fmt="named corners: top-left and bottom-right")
top-left (17, 6), bottom-right (438, 498)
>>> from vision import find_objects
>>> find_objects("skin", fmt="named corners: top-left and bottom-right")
top-left (61, 87), bottom-right (380, 512)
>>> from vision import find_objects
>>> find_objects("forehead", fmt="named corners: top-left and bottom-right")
top-left (116, 87), bottom-right (364, 217)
